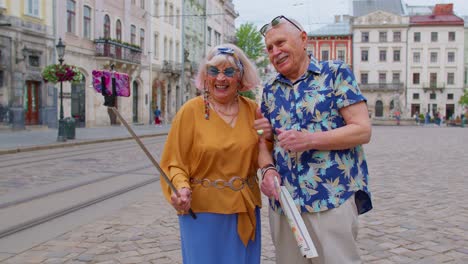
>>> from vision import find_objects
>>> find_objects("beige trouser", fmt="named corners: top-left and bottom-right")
top-left (269, 195), bottom-right (361, 264)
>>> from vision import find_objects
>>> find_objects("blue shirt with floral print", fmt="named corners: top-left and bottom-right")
top-left (261, 57), bottom-right (372, 215)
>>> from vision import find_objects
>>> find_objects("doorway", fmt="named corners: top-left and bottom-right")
top-left (132, 81), bottom-right (138, 123)
top-left (71, 77), bottom-right (86, 127)
top-left (24, 81), bottom-right (40, 125)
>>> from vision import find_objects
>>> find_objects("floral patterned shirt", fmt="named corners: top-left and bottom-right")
top-left (261, 57), bottom-right (372, 215)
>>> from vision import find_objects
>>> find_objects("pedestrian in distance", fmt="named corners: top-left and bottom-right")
top-left (154, 106), bottom-right (162, 126)
top-left (395, 110), bottom-right (401, 126)
top-left (254, 15), bottom-right (373, 264)
top-left (160, 43), bottom-right (267, 264)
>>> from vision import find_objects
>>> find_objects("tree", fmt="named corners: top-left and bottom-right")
top-left (459, 88), bottom-right (468, 107)
top-left (235, 23), bottom-right (268, 69)
top-left (235, 23), bottom-right (268, 101)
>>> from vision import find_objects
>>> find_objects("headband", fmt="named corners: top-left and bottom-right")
top-left (214, 47), bottom-right (244, 77)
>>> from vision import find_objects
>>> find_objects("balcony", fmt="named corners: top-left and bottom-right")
top-left (359, 82), bottom-right (404, 92)
top-left (95, 38), bottom-right (141, 64)
top-left (423, 82), bottom-right (445, 93)
top-left (162, 60), bottom-right (181, 76)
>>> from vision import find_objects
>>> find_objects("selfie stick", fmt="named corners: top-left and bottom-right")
top-left (109, 107), bottom-right (197, 219)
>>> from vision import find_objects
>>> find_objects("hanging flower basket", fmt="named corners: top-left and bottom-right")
top-left (42, 64), bottom-right (84, 84)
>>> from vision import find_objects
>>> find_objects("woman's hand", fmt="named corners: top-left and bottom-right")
top-left (261, 170), bottom-right (280, 200)
top-left (170, 187), bottom-right (192, 212)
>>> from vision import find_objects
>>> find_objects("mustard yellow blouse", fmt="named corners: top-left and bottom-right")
top-left (160, 96), bottom-right (262, 246)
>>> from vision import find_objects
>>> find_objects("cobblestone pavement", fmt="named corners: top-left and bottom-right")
top-left (0, 126), bottom-right (467, 263)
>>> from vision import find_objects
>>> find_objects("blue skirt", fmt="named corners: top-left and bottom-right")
top-left (178, 207), bottom-right (261, 264)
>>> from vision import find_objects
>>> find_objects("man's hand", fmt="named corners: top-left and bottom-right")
top-left (254, 108), bottom-right (273, 141)
top-left (170, 187), bottom-right (192, 212)
top-left (276, 128), bottom-right (311, 152)
top-left (261, 170), bottom-right (280, 200)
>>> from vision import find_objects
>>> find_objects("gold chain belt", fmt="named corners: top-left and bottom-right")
top-left (189, 176), bottom-right (257, 191)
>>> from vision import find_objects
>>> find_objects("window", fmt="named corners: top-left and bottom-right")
top-left (379, 31), bottom-right (387, 42)
top-left (413, 52), bottom-right (420, 63)
top-left (0, 71), bottom-right (3, 87)
top-left (392, 73), bottom-right (400, 83)
top-left (447, 73), bottom-right (454, 85)
top-left (154, 33), bottom-right (159, 58)
top-left (116, 20), bottom-right (122, 40)
top-left (361, 50), bottom-right (368, 61)
top-left (215, 31), bottom-right (221, 45)
top-left (164, 1), bottom-right (168, 22)
top-left (360, 73), bottom-right (368, 84)
top-left (104, 15), bottom-right (111, 38)
top-left (414, 32), bottom-right (421, 42)
top-left (361, 32), bottom-right (369, 42)
top-left (321, 50), bottom-right (329, 61)
top-left (132, 0), bottom-right (136, 4)
top-left (0, 0), bottom-right (5, 8)
top-left (379, 50), bottom-right (387, 62)
top-left (447, 52), bottom-right (455, 63)
top-left (430, 52), bottom-right (437, 63)
top-left (413, 93), bottom-right (419, 100)
top-left (430, 73), bottom-right (437, 88)
top-left (431, 32), bottom-right (438, 42)
top-left (83, 6), bottom-right (91, 39)
top-left (176, 41), bottom-right (180, 62)
top-left (207, 27), bottom-right (212, 46)
top-left (393, 31), bottom-right (401, 42)
top-left (430, 93), bottom-right (436, 100)
top-left (413, 73), bottom-right (420, 84)
top-left (448, 32), bottom-right (455, 41)
top-left (67, 0), bottom-right (76, 33)
top-left (131, 25), bottom-right (136, 44)
top-left (169, 4), bottom-right (174, 25)
top-left (164, 37), bottom-right (167, 60)
top-left (337, 50), bottom-right (345, 61)
top-left (25, 0), bottom-right (39, 17)
top-left (447, 93), bottom-right (454, 100)
top-left (141, 0), bottom-right (145, 9)
top-left (393, 50), bottom-right (400, 62)
top-left (176, 9), bottom-right (180, 28)
top-left (140, 29), bottom-right (145, 51)
top-left (379, 73), bottom-right (386, 84)
top-left (153, 0), bottom-right (159, 16)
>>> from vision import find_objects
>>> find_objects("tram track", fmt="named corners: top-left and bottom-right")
top-left (0, 134), bottom-right (167, 242)
top-left (0, 169), bottom-right (161, 240)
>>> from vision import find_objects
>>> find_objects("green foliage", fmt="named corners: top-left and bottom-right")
top-left (459, 88), bottom-right (468, 106)
top-left (238, 90), bottom-right (256, 101)
top-left (235, 23), bottom-right (268, 68)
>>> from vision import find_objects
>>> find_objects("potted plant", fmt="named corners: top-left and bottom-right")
top-left (42, 64), bottom-right (84, 84)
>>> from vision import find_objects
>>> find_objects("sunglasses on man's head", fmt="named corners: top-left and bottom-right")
top-left (207, 66), bottom-right (237, 78)
top-left (260, 15), bottom-right (302, 36)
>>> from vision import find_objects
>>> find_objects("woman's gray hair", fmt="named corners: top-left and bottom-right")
top-left (194, 43), bottom-right (260, 92)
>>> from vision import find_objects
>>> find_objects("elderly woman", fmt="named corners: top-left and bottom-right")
top-left (160, 43), bottom-right (263, 264)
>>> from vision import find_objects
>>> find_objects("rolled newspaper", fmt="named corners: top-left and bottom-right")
top-left (273, 177), bottom-right (318, 258)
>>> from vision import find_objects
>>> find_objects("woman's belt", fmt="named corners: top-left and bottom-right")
top-left (189, 175), bottom-right (257, 191)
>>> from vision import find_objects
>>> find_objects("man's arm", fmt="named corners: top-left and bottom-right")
top-left (276, 101), bottom-right (371, 152)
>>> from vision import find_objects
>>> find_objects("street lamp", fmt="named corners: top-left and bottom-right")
top-left (56, 38), bottom-right (66, 142)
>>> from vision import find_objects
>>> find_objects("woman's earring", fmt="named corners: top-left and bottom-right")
top-left (203, 81), bottom-right (210, 120)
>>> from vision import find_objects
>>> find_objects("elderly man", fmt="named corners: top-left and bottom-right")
top-left (254, 16), bottom-right (373, 264)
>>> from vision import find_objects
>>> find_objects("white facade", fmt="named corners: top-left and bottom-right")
top-left (352, 11), bottom-right (409, 119)
top-left (407, 25), bottom-right (465, 119)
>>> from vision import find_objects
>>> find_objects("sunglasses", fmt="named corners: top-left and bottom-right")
top-left (260, 15), bottom-right (302, 36)
top-left (207, 66), bottom-right (238, 78)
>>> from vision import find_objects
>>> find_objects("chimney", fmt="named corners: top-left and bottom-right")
top-left (433, 4), bottom-right (453, 15)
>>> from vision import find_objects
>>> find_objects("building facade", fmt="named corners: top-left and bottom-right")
top-left (0, 0), bottom-right (56, 129)
top-left (352, 10), bottom-right (409, 119)
top-left (407, 4), bottom-right (465, 120)
top-left (0, 0), bottom-right (238, 130)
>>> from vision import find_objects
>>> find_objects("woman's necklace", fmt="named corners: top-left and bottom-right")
top-left (209, 98), bottom-right (239, 126)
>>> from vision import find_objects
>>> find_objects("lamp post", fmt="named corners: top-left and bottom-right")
top-left (56, 38), bottom-right (66, 142)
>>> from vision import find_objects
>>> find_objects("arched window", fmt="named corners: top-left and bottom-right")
top-left (375, 100), bottom-right (384, 117)
top-left (116, 19), bottom-right (122, 41)
top-left (389, 100), bottom-right (395, 111)
top-left (104, 15), bottom-right (111, 38)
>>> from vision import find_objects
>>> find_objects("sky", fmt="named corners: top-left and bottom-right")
top-left (232, 0), bottom-right (468, 32)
